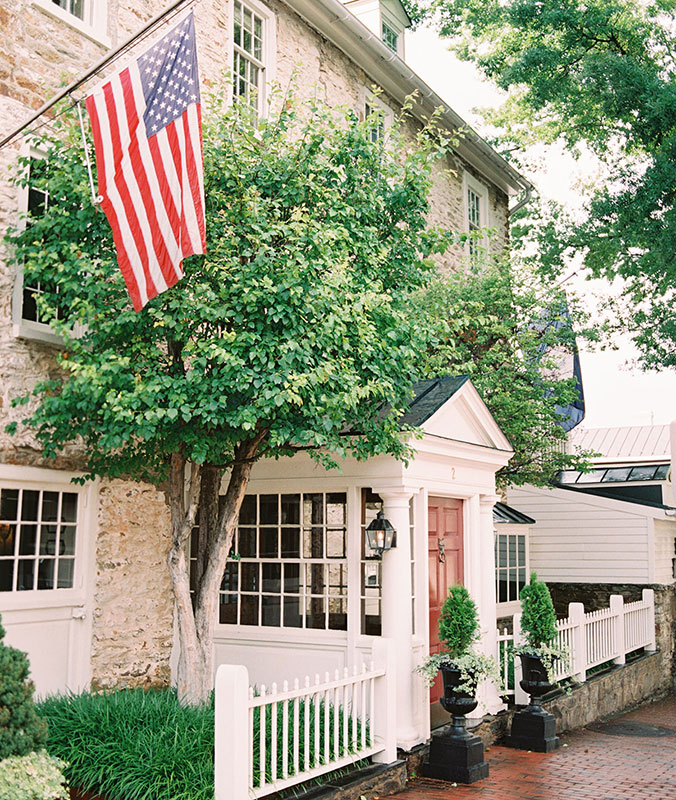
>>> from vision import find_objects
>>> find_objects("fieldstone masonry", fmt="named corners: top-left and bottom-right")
top-left (0, 0), bottom-right (511, 689)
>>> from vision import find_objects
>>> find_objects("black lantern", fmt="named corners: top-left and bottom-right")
top-left (365, 511), bottom-right (396, 558)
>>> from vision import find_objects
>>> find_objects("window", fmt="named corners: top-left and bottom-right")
top-left (0, 487), bottom-right (78, 592)
top-left (233, 1), bottom-right (266, 114)
top-left (467, 186), bottom-right (481, 259)
top-left (30, 0), bottom-right (109, 46)
top-left (381, 21), bottom-right (398, 52)
top-left (203, 492), bottom-right (348, 630)
top-left (557, 464), bottom-right (670, 485)
top-left (464, 173), bottom-right (489, 261)
top-left (360, 489), bottom-right (415, 636)
top-left (51, 0), bottom-right (84, 20)
top-left (364, 103), bottom-right (385, 144)
top-left (495, 528), bottom-right (527, 605)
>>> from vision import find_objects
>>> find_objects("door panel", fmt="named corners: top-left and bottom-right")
top-left (428, 497), bottom-right (463, 706)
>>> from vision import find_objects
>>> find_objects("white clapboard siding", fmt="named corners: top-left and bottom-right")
top-left (507, 486), bottom-right (651, 583)
top-left (653, 520), bottom-right (676, 585)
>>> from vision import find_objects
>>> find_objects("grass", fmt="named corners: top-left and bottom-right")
top-left (37, 688), bottom-right (370, 800)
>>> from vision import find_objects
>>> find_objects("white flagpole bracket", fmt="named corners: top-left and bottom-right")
top-left (76, 99), bottom-right (103, 208)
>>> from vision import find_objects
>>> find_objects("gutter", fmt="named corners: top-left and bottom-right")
top-left (281, 0), bottom-right (534, 199)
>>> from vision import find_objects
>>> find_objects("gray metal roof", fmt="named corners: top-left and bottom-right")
top-left (555, 482), bottom-right (675, 511)
top-left (399, 377), bottom-right (469, 428)
top-left (570, 425), bottom-right (671, 461)
top-left (493, 502), bottom-right (535, 525)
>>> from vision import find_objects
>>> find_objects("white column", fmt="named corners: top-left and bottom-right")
top-left (378, 488), bottom-right (419, 750)
top-left (475, 494), bottom-right (505, 715)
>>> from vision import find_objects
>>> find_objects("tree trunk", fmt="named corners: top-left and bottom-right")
top-left (167, 436), bottom-right (265, 705)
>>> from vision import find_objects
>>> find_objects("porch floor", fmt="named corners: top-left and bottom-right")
top-left (387, 695), bottom-right (676, 800)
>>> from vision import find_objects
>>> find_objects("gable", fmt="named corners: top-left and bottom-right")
top-left (420, 380), bottom-right (512, 451)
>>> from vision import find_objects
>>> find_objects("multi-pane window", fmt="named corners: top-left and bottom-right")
top-left (19, 157), bottom-right (62, 327)
top-left (206, 493), bottom-right (348, 630)
top-left (0, 488), bottom-right (78, 592)
top-left (381, 22), bottom-right (398, 52)
top-left (360, 489), bottom-right (415, 636)
top-left (467, 186), bottom-right (481, 260)
top-left (364, 103), bottom-right (385, 144)
top-left (233, 1), bottom-right (264, 113)
top-left (51, 0), bottom-right (84, 20)
top-left (495, 529), bottom-right (526, 605)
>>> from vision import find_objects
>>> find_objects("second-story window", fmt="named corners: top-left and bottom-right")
top-left (467, 186), bottom-right (481, 259)
top-left (51, 0), bottom-right (84, 21)
top-left (233, 0), bottom-right (265, 113)
top-left (381, 21), bottom-right (398, 52)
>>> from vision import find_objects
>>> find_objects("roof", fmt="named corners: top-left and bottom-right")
top-left (493, 502), bottom-right (535, 525)
top-left (555, 482), bottom-right (675, 512)
top-left (570, 425), bottom-right (670, 462)
top-left (399, 376), bottom-right (469, 427)
top-left (281, 0), bottom-right (531, 196)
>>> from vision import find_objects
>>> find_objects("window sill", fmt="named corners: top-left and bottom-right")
top-left (13, 320), bottom-right (64, 348)
top-left (30, 0), bottom-right (111, 49)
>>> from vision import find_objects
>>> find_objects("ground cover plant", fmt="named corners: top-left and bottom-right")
top-left (38, 688), bottom-right (369, 800)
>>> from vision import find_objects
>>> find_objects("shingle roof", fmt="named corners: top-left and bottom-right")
top-left (399, 377), bottom-right (469, 428)
top-left (493, 502), bottom-right (535, 525)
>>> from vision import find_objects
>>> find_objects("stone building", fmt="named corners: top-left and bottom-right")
top-left (0, 0), bottom-right (531, 751)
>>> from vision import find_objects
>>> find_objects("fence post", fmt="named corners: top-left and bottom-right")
top-left (512, 613), bottom-right (529, 706)
top-left (610, 594), bottom-right (626, 666)
top-left (215, 664), bottom-right (249, 800)
top-left (569, 602), bottom-right (586, 682)
top-left (372, 637), bottom-right (398, 764)
top-left (643, 588), bottom-right (657, 652)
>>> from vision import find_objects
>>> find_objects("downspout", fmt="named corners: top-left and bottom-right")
top-left (509, 183), bottom-right (534, 216)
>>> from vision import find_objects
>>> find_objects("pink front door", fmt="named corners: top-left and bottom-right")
top-left (428, 496), bottom-right (464, 705)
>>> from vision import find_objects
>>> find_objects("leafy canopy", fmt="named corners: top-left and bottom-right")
top-left (424, 0), bottom-right (676, 370)
top-left (7, 92), bottom-right (448, 480)
top-left (421, 258), bottom-right (595, 486)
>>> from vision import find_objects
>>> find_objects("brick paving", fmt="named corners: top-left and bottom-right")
top-left (390, 695), bottom-right (676, 800)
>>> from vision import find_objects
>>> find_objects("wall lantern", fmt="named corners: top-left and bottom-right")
top-left (365, 511), bottom-right (396, 559)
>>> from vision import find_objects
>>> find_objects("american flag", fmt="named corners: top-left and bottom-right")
top-left (85, 12), bottom-right (206, 312)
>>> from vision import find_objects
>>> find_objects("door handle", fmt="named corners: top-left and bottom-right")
top-left (438, 538), bottom-right (446, 563)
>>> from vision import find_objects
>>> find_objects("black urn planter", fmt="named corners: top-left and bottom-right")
top-left (422, 663), bottom-right (489, 784)
top-left (506, 653), bottom-right (560, 753)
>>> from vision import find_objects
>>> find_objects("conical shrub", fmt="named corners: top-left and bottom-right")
top-left (0, 614), bottom-right (48, 759)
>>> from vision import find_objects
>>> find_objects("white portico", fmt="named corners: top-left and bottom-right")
top-left (206, 377), bottom-right (512, 751)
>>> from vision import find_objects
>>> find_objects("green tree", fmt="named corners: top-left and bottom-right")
top-left (6, 95), bottom-right (447, 705)
top-left (422, 259), bottom-right (595, 486)
top-left (424, 0), bottom-right (676, 370)
top-left (519, 573), bottom-right (557, 650)
top-left (438, 585), bottom-right (479, 659)
top-left (0, 615), bottom-right (48, 759)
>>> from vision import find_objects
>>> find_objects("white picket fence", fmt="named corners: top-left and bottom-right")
top-left (215, 639), bottom-right (397, 800)
top-left (498, 589), bottom-right (657, 702)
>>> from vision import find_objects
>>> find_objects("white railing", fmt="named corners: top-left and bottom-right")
top-left (497, 589), bottom-right (657, 704)
top-left (215, 639), bottom-right (397, 800)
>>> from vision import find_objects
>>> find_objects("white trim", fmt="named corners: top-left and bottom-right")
top-left (463, 170), bottom-right (490, 257)
top-left (30, 0), bottom-right (111, 48)
top-left (228, 0), bottom-right (277, 115)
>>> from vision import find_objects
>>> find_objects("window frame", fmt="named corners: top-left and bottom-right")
top-left (463, 171), bottom-right (490, 261)
top-left (30, 0), bottom-right (110, 48)
top-left (361, 91), bottom-right (394, 145)
top-left (229, 0), bottom-right (277, 117)
top-left (494, 523), bottom-right (529, 616)
top-left (0, 465), bottom-right (96, 612)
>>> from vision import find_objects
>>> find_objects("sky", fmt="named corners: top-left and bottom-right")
top-left (406, 26), bottom-right (676, 430)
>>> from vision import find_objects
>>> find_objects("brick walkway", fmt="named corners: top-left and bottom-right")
top-left (389, 696), bottom-right (676, 800)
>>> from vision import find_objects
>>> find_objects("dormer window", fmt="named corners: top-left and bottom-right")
top-left (381, 21), bottom-right (398, 52)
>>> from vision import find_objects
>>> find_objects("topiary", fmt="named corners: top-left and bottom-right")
top-left (0, 614), bottom-right (48, 760)
top-left (438, 585), bottom-right (479, 659)
top-left (519, 572), bottom-right (557, 650)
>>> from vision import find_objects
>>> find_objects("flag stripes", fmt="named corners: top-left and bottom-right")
top-left (85, 13), bottom-right (205, 311)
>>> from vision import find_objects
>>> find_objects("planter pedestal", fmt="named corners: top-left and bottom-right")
top-left (506, 653), bottom-right (560, 753)
top-left (422, 665), bottom-right (489, 784)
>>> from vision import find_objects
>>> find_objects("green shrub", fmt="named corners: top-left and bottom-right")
top-left (0, 750), bottom-right (68, 800)
top-left (519, 572), bottom-right (557, 649)
top-left (438, 585), bottom-right (479, 659)
top-left (0, 614), bottom-right (48, 760)
top-left (38, 688), bottom-right (365, 800)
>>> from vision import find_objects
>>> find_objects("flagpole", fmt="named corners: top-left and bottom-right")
top-left (0, 0), bottom-right (194, 151)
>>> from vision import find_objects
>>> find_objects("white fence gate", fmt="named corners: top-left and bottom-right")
top-left (215, 639), bottom-right (397, 800)
top-left (498, 589), bottom-right (657, 702)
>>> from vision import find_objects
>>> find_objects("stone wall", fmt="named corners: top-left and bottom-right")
top-left (0, 0), bottom-right (513, 691)
top-left (91, 478), bottom-right (173, 689)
